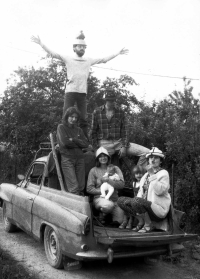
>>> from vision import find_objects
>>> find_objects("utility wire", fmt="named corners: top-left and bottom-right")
top-left (93, 65), bottom-right (200, 81)
top-left (6, 45), bottom-right (40, 55)
top-left (5, 44), bottom-right (200, 81)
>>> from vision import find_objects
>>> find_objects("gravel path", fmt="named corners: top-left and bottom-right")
top-left (0, 208), bottom-right (199, 279)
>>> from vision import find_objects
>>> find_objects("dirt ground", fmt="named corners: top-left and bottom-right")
top-left (0, 208), bottom-right (200, 279)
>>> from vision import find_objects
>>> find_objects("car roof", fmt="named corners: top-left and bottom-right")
top-left (35, 156), bottom-right (48, 163)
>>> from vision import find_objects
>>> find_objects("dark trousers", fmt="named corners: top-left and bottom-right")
top-left (117, 197), bottom-right (164, 222)
top-left (63, 92), bottom-right (88, 137)
top-left (61, 156), bottom-right (85, 196)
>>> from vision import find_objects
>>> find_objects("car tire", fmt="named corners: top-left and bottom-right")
top-left (44, 225), bottom-right (64, 269)
top-left (3, 202), bottom-right (17, 233)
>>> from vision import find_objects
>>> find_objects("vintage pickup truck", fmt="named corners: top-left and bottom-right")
top-left (0, 134), bottom-right (197, 270)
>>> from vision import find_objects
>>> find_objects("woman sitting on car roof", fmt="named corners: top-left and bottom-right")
top-left (57, 107), bottom-right (88, 196)
top-left (86, 146), bottom-right (124, 227)
top-left (117, 147), bottom-right (171, 233)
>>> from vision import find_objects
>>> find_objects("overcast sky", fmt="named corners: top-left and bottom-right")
top-left (0, 0), bottom-right (200, 101)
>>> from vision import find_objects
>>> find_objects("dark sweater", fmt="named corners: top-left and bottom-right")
top-left (57, 123), bottom-right (88, 158)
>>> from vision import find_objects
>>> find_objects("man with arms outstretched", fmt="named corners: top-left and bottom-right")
top-left (31, 31), bottom-right (128, 138)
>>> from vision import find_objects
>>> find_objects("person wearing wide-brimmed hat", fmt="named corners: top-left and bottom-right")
top-left (86, 146), bottom-right (124, 226)
top-left (31, 31), bottom-right (128, 138)
top-left (117, 147), bottom-right (171, 232)
top-left (90, 88), bottom-right (150, 168)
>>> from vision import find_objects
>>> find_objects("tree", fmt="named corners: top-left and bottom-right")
top-left (164, 81), bottom-right (200, 232)
top-left (0, 58), bottom-right (66, 151)
top-left (128, 78), bottom-right (200, 232)
top-left (0, 58), bottom-right (67, 177)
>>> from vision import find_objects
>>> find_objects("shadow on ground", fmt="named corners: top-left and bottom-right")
top-left (0, 248), bottom-right (40, 279)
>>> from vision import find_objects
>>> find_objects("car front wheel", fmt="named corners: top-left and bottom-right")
top-left (44, 225), bottom-right (63, 269)
top-left (3, 202), bottom-right (17, 233)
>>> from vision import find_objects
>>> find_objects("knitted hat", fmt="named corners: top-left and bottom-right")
top-left (146, 147), bottom-right (165, 159)
top-left (96, 147), bottom-right (110, 158)
top-left (73, 31), bottom-right (87, 46)
top-left (104, 88), bottom-right (116, 100)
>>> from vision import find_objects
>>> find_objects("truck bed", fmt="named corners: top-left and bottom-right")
top-left (94, 225), bottom-right (196, 247)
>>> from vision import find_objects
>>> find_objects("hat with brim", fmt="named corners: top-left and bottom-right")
top-left (146, 147), bottom-right (165, 159)
top-left (96, 147), bottom-right (110, 158)
top-left (104, 88), bottom-right (116, 100)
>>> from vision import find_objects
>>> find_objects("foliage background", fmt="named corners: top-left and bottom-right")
top-left (0, 58), bottom-right (200, 232)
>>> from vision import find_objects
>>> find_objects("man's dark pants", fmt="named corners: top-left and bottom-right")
top-left (63, 92), bottom-right (88, 137)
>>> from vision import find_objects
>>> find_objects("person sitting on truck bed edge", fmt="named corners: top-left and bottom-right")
top-left (87, 146), bottom-right (124, 227)
top-left (90, 88), bottom-right (150, 169)
top-left (119, 165), bottom-right (144, 229)
top-left (31, 31), bottom-right (128, 139)
top-left (57, 106), bottom-right (88, 196)
top-left (117, 147), bottom-right (171, 233)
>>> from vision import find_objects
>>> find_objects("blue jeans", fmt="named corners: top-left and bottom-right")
top-left (99, 139), bottom-right (150, 169)
top-left (61, 156), bottom-right (85, 195)
top-left (63, 92), bottom-right (88, 137)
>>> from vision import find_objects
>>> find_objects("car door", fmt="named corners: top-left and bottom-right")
top-left (12, 162), bottom-right (45, 233)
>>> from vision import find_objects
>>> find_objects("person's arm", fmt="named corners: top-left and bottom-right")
top-left (109, 173), bottom-right (120, 181)
top-left (90, 110), bottom-right (99, 150)
top-left (149, 170), bottom-right (170, 196)
top-left (104, 166), bottom-right (124, 190)
top-left (113, 173), bottom-right (120, 180)
top-left (136, 173), bottom-right (147, 198)
top-left (57, 125), bottom-right (78, 149)
top-left (72, 128), bottom-right (89, 148)
top-left (86, 168), bottom-right (102, 196)
top-left (90, 48), bottom-right (129, 65)
top-left (31, 35), bottom-right (63, 60)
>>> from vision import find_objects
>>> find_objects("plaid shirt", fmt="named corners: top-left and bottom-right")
top-left (91, 105), bottom-right (129, 149)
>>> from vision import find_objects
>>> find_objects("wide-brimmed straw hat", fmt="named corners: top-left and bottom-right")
top-left (146, 147), bottom-right (165, 159)
top-left (96, 147), bottom-right (110, 158)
